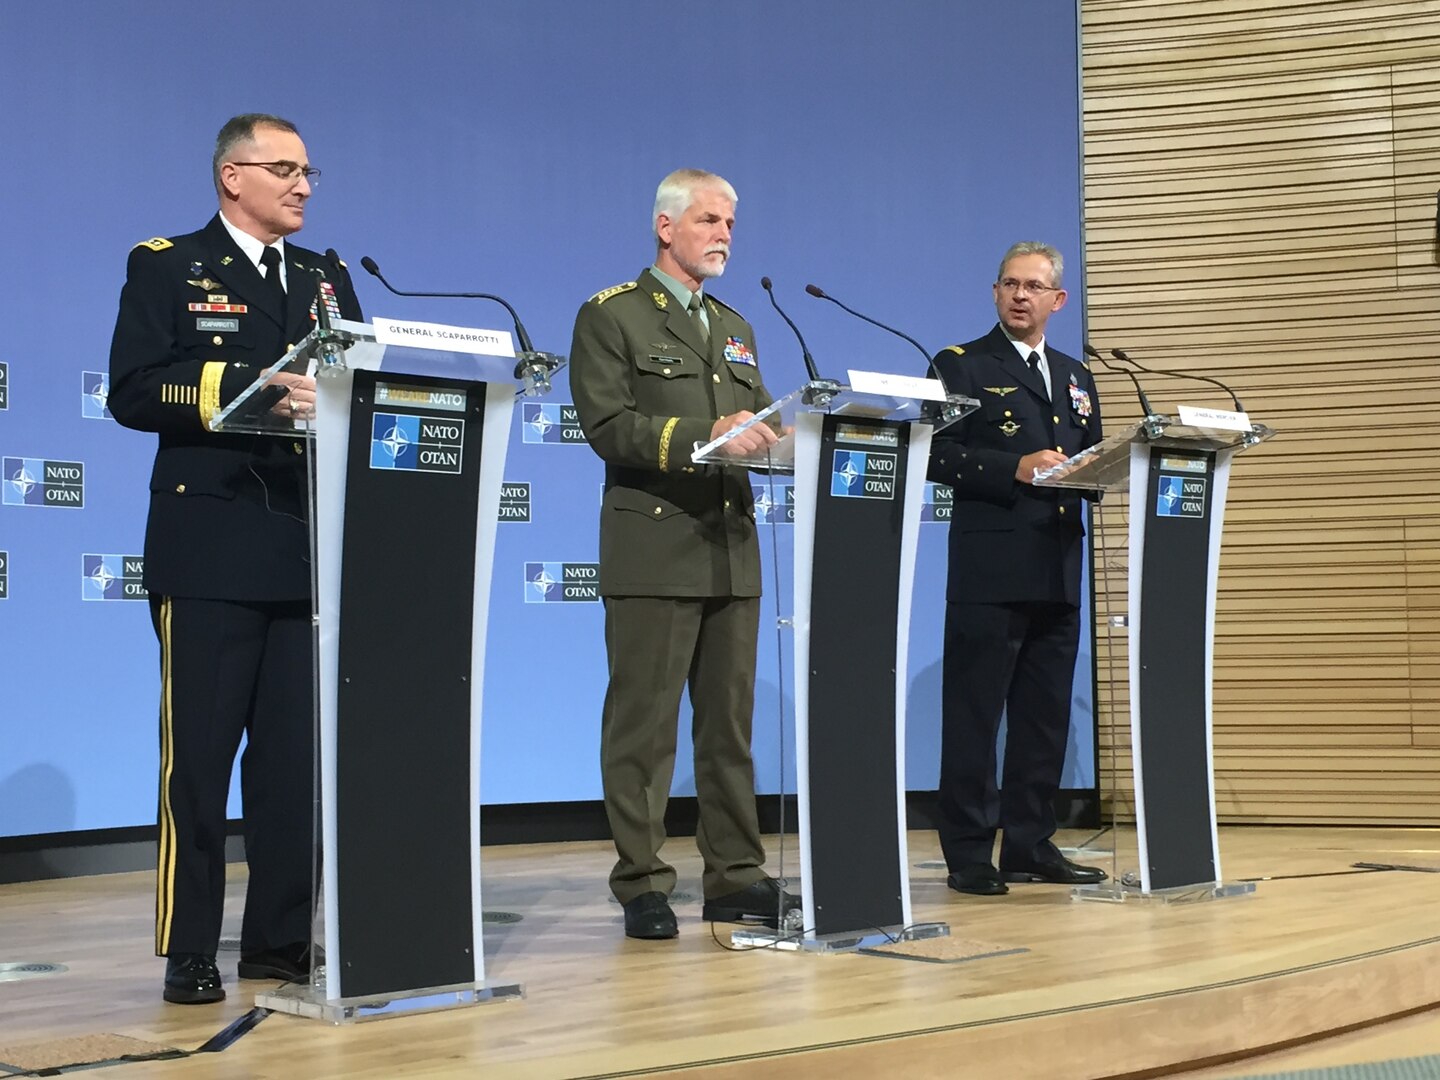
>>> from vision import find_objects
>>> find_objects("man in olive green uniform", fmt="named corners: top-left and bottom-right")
top-left (569, 169), bottom-right (799, 939)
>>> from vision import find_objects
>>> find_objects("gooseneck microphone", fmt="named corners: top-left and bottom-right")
top-left (804, 283), bottom-right (949, 387)
top-left (1084, 342), bottom-right (1157, 417)
top-left (760, 277), bottom-right (823, 384)
top-left (1111, 347), bottom-right (1245, 413)
top-left (359, 255), bottom-right (537, 354)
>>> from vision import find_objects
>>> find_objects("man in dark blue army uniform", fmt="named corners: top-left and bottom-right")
top-left (107, 113), bottom-right (361, 1002)
top-left (928, 242), bottom-right (1107, 896)
top-left (569, 169), bottom-right (799, 939)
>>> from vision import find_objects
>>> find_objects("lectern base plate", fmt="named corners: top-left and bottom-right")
top-left (1071, 879), bottom-right (1257, 905)
top-left (255, 971), bottom-right (524, 1024)
top-left (731, 921), bottom-right (950, 954)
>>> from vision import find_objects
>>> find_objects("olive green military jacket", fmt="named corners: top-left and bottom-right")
top-left (569, 269), bottom-right (773, 598)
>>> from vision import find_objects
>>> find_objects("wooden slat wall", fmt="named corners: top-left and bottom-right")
top-left (1080, 0), bottom-right (1440, 823)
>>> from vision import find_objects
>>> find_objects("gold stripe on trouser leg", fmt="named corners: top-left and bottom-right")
top-left (155, 597), bottom-right (177, 953)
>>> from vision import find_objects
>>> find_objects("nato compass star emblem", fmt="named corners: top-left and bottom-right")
top-left (87, 560), bottom-right (117, 594)
top-left (528, 409), bottom-right (555, 439)
top-left (837, 457), bottom-right (861, 489)
top-left (87, 376), bottom-right (108, 415)
top-left (753, 487), bottom-right (774, 520)
top-left (528, 565), bottom-right (558, 599)
top-left (7, 461), bottom-right (37, 499)
top-left (1157, 476), bottom-right (1182, 513)
top-left (379, 423), bottom-right (412, 461)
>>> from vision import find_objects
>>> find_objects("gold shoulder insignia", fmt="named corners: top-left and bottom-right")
top-left (707, 294), bottom-right (744, 320)
top-left (589, 281), bottom-right (637, 305)
top-left (1080, 356), bottom-right (1091, 371)
top-left (943, 344), bottom-right (965, 357)
top-left (982, 386), bottom-right (1019, 397)
top-left (338, 258), bottom-right (348, 269)
top-left (133, 237), bottom-right (174, 252)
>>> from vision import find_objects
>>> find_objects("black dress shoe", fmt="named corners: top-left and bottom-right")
top-left (701, 878), bottom-right (801, 926)
top-left (1001, 855), bottom-right (1108, 885)
top-left (163, 953), bottom-right (225, 1004)
top-left (623, 891), bottom-right (678, 939)
top-left (238, 941), bottom-right (313, 982)
top-left (946, 863), bottom-right (1008, 896)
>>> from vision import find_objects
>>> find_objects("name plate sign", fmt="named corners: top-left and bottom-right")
top-left (373, 317), bottom-right (515, 357)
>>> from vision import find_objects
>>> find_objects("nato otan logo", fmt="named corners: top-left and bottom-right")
top-left (922, 482), bottom-right (953, 522)
top-left (3, 457), bottom-right (84, 508)
top-left (522, 402), bottom-right (586, 445)
top-left (0, 550), bottom-right (8, 600)
top-left (524, 561), bottom-right (600, 603)
top-left (370, 413), bottom-right (465, 473)
top-left (831, 449), bottom-right (897, 500)
top-left (81, 371), bottom-right (112, 420)
top-left (1156, 475), bottom-right (1206, 518)
top-left (499, 481), bottom-right (531, 522)
top-left (752, 481), bottom-right (794, 525)
top-left (83, 554), bottom-right (147, 601)
top-left (0, 361), bottom-right (9, 410)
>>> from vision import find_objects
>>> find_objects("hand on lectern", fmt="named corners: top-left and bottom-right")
top-left (1016, 449), bottom-right (1067, 483)
top-left (711, 411), bottom-right (779, 456)
top-left (265, 369), bottom-right (317, 419)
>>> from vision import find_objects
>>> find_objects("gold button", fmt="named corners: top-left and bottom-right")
top-left (212, 335), bottom-right (223, 345)
top-left (724, 499), bottom-right (731, 509)
top-left (286, 343), bottom-right (295, 351)
top-left (683, 466), bottom-right (696, 473)
top-left (1004, 410), bottom-right (1012, 418)
top-left (653, 507), bottom-right (662, 516)
top-left (175, 483), bottom-right (186, 494)
top-left (1056, 445), bottom-right (1063, 451)
top-left (1059, 506), bottom-right (1067, 515)
top-left (713, 373), bottom-right (721, 383)
top-left (663, 367), bottom-right (672, 375)
top-left (1053, 415), bottom-right (1060, 424)
top-left (293, 442), bottom-right (304, 455)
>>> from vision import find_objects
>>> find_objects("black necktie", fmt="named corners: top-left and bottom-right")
top-left (260, 246), bottom-right (287, 323)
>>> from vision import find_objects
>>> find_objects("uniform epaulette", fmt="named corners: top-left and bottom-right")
top-left (707, 294), bottom-right (744, 319)
top-left (1079, 356), bottom-right (1091, 371)
top-left (133, 237), bottom-right (174, 252)
top-left (943, 344), bottom-right (966, 357)
top-left (590, 281), bottom-right (637, 304)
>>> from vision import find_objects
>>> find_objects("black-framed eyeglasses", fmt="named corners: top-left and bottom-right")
top-left (997, 277), bottom-right (1060, 295)
top-left (232, 160), bottom-right (321, 186)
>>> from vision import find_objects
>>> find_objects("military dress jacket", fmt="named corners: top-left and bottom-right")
top-left (927, 323), bottom-right (1102, 607)
top-left (107, 214), bottom-right (362, 601)
top-left (569, 269), bottom-right (772, 598)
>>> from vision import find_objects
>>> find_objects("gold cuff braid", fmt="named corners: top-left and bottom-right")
top-left (658, 416), bottom-right (680, 472)
top-left (197, 362), bottom-right (225, 428)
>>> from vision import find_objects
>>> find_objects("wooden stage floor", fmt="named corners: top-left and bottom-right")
top-left (2, 826), bottom-right (1439, 1079)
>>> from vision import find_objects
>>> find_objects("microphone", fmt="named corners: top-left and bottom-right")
top-left (1111, 347), bottom-right (1245, 413)
top-left (761, 277), bottom-right (839, 407)
top-left (360, 255), bottom-right (536, 354)
top-left (804, 283), bottom-right (945, 382)
top-left (1084, 342), bottom-right (1156, 417)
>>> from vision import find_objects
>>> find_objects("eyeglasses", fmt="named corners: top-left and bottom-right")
top-left (232, 160), bottom-right (321, 186)
top-left (997, 277), bottom-right (1060, 295)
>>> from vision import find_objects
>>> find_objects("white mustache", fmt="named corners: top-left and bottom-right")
top-left (705, 245), bottom-right (730, 259)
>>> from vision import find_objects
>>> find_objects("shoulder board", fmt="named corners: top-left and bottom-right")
top-left (706, 294), bottom-right (744, 319)
top-left (1079, 356), bottom-right (1090, 371)
top-left (943, 344), bottom-right (966, 357)
top-left (132, 237), bottom-right (174, 252)
top-left (589, 281), bottom-right (637, 305)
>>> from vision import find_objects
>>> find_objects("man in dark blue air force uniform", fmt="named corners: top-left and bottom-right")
top-left (107, 113), bottom-right (361, 1003)
top-left (927, 241), bottom-right (1107, 897)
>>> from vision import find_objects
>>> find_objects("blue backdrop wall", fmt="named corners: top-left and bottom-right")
top-left (0, 0), bottom-right (1090, 836)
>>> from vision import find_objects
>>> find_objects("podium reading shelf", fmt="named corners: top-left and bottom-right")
top-left (211, 317), bottom-right (562, 1020)
top-left (1036, 410), bottom-right (1274, 902)
top-left (695, 378), bottom-right (976, 950)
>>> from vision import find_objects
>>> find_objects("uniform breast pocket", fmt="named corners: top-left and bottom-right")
top-left (177, 313), bottom-right (263, 357)
top-left (980, 399), bottom-right (1024, 436)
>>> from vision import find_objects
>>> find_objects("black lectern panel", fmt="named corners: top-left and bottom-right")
top-left (1137, 448), bottom-right (1218, 890)
top-left (807, 416), bottom-right (909, 935)
top-left (335, 370), bottom-right (483, 996)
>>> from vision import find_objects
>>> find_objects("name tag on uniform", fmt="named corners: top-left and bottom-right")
top-left (196, 317), bottom-right (239, 333)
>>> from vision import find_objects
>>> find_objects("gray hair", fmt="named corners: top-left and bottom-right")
top-left (213, 113), bottom-right (300, 195)
top-left (998, 241), bottom-right (1064, 288)
top-left (652, 168), bottom-right (738, 236)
